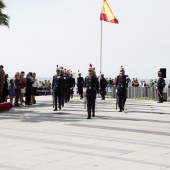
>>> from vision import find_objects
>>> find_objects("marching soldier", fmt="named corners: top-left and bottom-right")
top-left (52, 66), bottom-right (63, 111)
top-left (77, 72), bottom-right (84, 99)
top-left (85, 66), bottom-right (99, 119)
top-left (60, 67), bottom-right (66, 107)
top-left (100, 74), bottom-right (108, 100)
top-left (115, 69), bottom-right (128, 112)
top-left (69, 73), bottom-right (75, 99)
top-left (66, 70), bottom-right (70, 102)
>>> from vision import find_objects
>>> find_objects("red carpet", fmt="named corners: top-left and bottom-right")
top-left (0, 102), bottom-right (12, 112)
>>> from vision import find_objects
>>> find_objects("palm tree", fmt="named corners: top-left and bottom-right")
top-left (0, 0), bottom-right (10, 27)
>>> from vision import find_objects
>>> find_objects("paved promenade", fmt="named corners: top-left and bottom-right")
top-left (0, 96), bottom-right (170, 170)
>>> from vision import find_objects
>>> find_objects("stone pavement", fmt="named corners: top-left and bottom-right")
top-left (0, 96), bottom-right (170, 170)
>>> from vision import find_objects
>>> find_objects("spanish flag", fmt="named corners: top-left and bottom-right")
top-left (100, 0), bottom-right (118, 24)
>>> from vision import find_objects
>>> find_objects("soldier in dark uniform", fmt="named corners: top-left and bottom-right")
top-left (100, 74), bottom-right (108, 100)
top-left (62, 69), bottom-right (67, 106)
top-left (156, 71), bottom-right (164, 103)
top-left (66, 70), bottom-right (70, 102)
top-left (69, 73), bottom-right (75, 99)
top-left (77, 72), bottom-right (84, 99)
top-left (60, 68), bottom-right (65, 107)
top-left (115, 70), bottom-right (128, 112)
top-left (85, 67), bottom-right (99, 119)
top-left (52, 67), bottom-right (63, 111)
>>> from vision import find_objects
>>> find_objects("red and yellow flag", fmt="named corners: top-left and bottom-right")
top-left (100, 0), bottom-right (118, 24)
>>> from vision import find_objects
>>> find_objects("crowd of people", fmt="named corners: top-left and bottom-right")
top-left (0, 65), bottom-right (38, 106)
top-left (105, 77), bottom-right (167, 89)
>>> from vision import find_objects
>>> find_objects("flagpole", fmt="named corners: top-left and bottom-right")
top-left (100, 21), bottom-right (102, 75)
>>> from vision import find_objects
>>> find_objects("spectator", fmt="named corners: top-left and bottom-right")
top-left (38, 81), bottom-right (43, 95)
top-left (1, 73), bottom-right (9, 102)
top-left (9, 79), bottom-right (15, 105)
top-left (31, 72), bottom-right (38, 104)
top-left (14, 72), bottom-right (21, 107)
top-left (25, 73), bottom-right (33, 105)
top-left (150, 79), bottom-right (154, 87)
top-left (20, 71), bottom-right (26, 106)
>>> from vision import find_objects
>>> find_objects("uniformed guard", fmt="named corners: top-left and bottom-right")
top-left (85, 65), bottom-right (99, 119)
top-left (69, 72), bottom-right (75, 99)
top-left (77, 71), bottom-right (84, 99)
top-left (156, 71), bottom-right (164, 103)
top-left (66, 70), bottom-right (71, 102)
top-left (52, 66), bottom-right (63, 111)
top-left (100, 74), bottom-right (108, 100)
top-left (115, 69), bottom-right (128, 112)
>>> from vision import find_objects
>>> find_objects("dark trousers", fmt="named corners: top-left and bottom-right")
top-left (158, 88), bottom-right (163, 103)
top-left (87, 96), bottom-right (95, 118)
top-left (25, 90), bottom-right (31, 104)
top-left (65, 89), bottom-right (69, 103)
top-left (62, 89), bottom-right (65, 106)
top-left (14, 93), bottom-right (20, 106)
top-left (100, 88), bottom-right (106, 99)
top-left (78, 87), bottom-right (83, 98)
top-left (70, 88), bottom-right (74, 99)
top-left (54, 91), bottom-right (62, 109)
top-left (118, 91), bottom-right (126, 110)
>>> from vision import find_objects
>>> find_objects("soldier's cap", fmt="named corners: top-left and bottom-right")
top-left (101, 74), bottom-right (104, 76)
top-left (120, 70), bottom-right (124, 74)
top-left (88, 67), bottom-right (93, 72)
top-left (0, 65), bottom-right (4, 68)
top-left (56, 68), bottom-right (60, 72)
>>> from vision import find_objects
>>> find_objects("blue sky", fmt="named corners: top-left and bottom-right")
top-left (1, 0), bottom-right (170, 79)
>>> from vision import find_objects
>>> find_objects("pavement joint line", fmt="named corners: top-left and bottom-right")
top-left (42, 146), bottom-right (170, 168)
top-left (1, 96), bottom-right (170, 169)
top-left (68, 123), bottom-right (170, 137)
top-left (0, 163), bottom-right (30, 170)
top-left (0, 134), bottom-right (132, 154)
top-left (0, 127), bottom-right (170, 148)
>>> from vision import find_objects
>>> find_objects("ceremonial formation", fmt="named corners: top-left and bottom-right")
top-left (52, 66), bottom-right (75, 111)
top-left (51, 64), bottom-right (128, 118)
top-left (0, 63), bottom-right (168, 115)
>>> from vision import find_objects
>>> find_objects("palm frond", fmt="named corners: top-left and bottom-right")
top-left (0, 0), bottom-right (6, 9)
top-left (0, 12), bottom-right (10, 27)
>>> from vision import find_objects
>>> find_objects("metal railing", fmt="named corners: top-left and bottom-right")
top-left (106, 86), bottom-right (170, 101)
